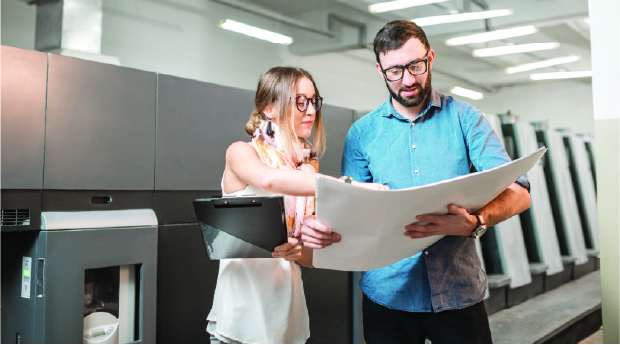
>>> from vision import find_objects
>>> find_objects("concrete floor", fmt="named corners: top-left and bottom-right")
top-left (579, 327), bottom-right (604, 344)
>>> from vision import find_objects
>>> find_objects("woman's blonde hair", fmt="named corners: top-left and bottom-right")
top-left (245, 66), bottom-right (325, 159)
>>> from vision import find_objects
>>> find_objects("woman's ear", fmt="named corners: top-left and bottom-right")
top-left (263, 105), bottom-right (277, 119)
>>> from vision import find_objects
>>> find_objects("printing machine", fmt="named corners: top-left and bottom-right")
top-left (535, 126), bottom-right (591, 285)
top-left (482, 114), bottom-right (533, 313)
top-left (562, 132), bottom-right (600, 276)
top-left (500, 115), bottom-right (566, 304)
top-left (1, 45), bottom-right (158, 344)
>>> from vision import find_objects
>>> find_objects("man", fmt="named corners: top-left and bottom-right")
top-left (302, 20), bottom-right (531, 343)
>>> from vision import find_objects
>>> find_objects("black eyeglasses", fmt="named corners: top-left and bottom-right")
top-left (380, 54), bottom-right (429, 82)
top-left (294, 95), bottom-right (323, 112)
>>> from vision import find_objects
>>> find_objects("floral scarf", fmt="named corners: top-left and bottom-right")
top-left (250, 120), bottom-right (319, 240)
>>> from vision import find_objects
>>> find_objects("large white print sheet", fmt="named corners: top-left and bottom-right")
top-left (313, 147), bottom-right (547, 271)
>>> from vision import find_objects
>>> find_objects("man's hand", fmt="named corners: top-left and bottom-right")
top-left (352, 181), bottom-right (390, 191)
top-left (404, 204), bottom-right (477, 239)
top-left (301, 215), bottom-right (341, 249)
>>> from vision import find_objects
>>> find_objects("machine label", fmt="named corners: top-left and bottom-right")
top-left (21, 257), bottom-right (32, 298)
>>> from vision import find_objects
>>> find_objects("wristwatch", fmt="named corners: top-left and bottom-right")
top-left (470, 213), bottom-right (487, 239)
top-left (339, 176), bottom-right (354, 184)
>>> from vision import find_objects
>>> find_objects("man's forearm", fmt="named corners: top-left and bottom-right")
top-left (476, 183), bottom-right (531, 227)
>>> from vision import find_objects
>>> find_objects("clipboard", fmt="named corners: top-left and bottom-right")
top-left (193, 196), bottom-right (289, 259)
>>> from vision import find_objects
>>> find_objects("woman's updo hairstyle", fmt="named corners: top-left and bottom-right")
top-left (245, 66), bottom-right (325, 158)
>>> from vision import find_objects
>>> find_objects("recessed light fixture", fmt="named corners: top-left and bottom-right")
top-left (218, 19), bottom-right (293, 45)
top-left (530, 71), bottom-right (592, 80)
top-left (506, 55), bottom-right (581, 74)
top-left (473, 42), bottom-right (559, 57)
top-left (450, 86), bottom-right (484, 100)
top-left (369, 0), bottom-right (450, 14)
top-left (413, 9), bottom-right (513, 26)
top-left (446, 25), bottom-right (537, 46)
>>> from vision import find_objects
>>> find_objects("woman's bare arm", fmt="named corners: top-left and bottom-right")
top-left (225, 141), bottom-right (320, 196)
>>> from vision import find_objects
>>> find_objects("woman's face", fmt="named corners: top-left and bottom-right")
top-left (292, 77), bottom-right (317, 139)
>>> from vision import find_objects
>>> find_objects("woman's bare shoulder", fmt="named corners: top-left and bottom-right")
top-left (227, 141), bottom-right (253, 153)
top-left (226, 141), bottom-right (258, 161)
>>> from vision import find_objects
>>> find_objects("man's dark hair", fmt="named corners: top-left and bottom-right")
top-left (373, 20), bottom-right (431, 63)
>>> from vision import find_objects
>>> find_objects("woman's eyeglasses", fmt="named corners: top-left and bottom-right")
top-left (294, 95), bottom-right (323, 112)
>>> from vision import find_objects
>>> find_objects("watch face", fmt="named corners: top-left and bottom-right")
top-left (473, 225), bottom-right (487, 239)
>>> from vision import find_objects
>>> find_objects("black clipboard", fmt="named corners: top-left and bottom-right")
top-left (193, 196), bottom-right (289, 259)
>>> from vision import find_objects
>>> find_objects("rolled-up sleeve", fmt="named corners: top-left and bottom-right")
top-left (464, 108), bottom-right (530, 193)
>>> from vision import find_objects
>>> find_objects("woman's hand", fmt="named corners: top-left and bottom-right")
top-left (272, 237), bottom-right (303, 261)
top-left (301, 215), bottom-right (340, 249)
top-left (353, 181), bottom-right (390, 191)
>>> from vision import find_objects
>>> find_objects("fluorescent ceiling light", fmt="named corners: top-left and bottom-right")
top-left (506, 55), bottom-right (581, 74)
top-left (450, 86), bottom-right (483, 100)
top-left (369, 0), bottom-right (449, 13)
top-left (530, 71), bottom-right (592, 80)
top-left (413, 9), bottom-right (513, 26)
top-left (473, 42), bottom-right (559, 57)
top-left (446, 25), bottom-right (537, 46)
top-left (218, 19), bottom-right (293, 45)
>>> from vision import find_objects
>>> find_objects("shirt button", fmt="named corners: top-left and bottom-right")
top-left (415, 169), bottom-right (419, 173)
top-left (411, 122), bottom-right (416, 126)
top-left (412, 145), bottom-right (416, 149)
top-left (425, 251), bottom-right (429, 255)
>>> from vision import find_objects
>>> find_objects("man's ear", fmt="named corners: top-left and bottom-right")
top-left (376, 62), bottom-right (384, 78)
top-left (427, 49), bottom-right (435, 71)
top-left (263, 104), bottom-right (277, 119)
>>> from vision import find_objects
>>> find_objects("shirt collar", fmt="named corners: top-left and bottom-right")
top-left (381, 87), bottom-right (443, 120)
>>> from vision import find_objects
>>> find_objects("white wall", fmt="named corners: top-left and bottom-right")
top-left (474, 81), bottom-right (595, 135)
top-left (1, 0), bottom-right (594, 135)
top-left (0, 0), bottom-right (36, 50)
top-left (588, 0), bottom-right (620, 342)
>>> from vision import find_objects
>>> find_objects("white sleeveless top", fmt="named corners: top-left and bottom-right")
top-left (206, 184), bottom-right (310, 344)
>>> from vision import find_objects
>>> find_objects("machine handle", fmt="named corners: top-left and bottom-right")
top-left (91, 196), bottom-right (112, 205)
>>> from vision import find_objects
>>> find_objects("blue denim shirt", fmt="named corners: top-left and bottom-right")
top-left (342, 89), bottom-right (529, 312)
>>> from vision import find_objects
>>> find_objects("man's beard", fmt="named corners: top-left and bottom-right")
top-left (387, 71), bottom-right (432, 108)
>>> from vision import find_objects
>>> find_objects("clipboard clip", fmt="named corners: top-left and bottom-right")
top-left (213, 199), bottom-right (263, 208)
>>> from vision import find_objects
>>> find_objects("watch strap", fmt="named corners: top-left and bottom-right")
top-left (471, 213), bottom-right (487, 239)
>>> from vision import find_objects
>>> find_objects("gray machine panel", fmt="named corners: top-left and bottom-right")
top-left (156, 223), bottom-right (219, 343)
top-left (1, 226), bottom-right (158, 344)
top-left (319, 105), bottom-right (355, 177)
top-left (1, 46), bottom-right (48, 189)
top-left (155, 75), bottom-right (254, 190)
top-left (44, 54), bottom-right (157, 190)
top-left (301, 267), bottom-right (353, 343)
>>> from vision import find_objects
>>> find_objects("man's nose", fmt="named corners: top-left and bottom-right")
top-left (401, 69), bottom-right (416, 86)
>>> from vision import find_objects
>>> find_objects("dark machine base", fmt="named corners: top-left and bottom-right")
top-left (507, 269), bottom-right (545, 308)
top-left (545, 261), bottom-right (574, 292)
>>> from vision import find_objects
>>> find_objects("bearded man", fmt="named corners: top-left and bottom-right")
top-left (302, 20), bottom-right (532, 344)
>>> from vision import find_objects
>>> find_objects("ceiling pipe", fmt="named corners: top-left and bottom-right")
top-left (328, 13), bottom-right (368, 50)
top-left (28, 0), bottom-right (119, 64)
top-left (209, 0), bottom-right (334, 38)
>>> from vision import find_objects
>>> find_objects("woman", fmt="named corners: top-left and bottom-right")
top-left (206, 66), bottom-right (385, 344)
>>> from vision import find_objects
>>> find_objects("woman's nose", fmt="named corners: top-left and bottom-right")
top-left (306, 102), bottom-right (317, 115)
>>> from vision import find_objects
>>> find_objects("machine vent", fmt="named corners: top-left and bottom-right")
top-left (1, 209), bottom-right (31, 226)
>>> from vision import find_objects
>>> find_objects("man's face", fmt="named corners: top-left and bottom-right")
top-left (376, 38), bottom-right (434, 108)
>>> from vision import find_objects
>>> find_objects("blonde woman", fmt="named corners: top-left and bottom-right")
top-left (206, 66), bottom-right (386, 344)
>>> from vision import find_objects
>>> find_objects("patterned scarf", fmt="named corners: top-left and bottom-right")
top-left (251, 120), bottom-right (319, 240)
